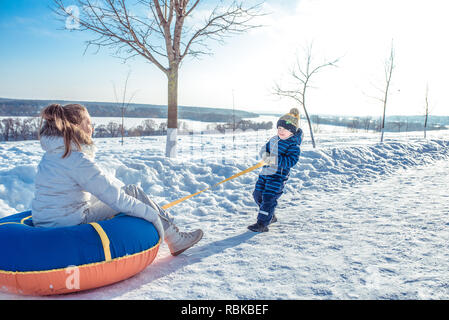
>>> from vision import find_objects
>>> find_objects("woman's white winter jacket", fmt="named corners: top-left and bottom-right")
top-left (31, 136), bottom-right (163, 236)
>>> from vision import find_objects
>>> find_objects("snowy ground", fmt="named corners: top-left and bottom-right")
top-left (1, 125), bottom-right (449, 299)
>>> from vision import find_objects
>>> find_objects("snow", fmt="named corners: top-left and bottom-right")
top-left (1, 124), bottom-right (449, 299)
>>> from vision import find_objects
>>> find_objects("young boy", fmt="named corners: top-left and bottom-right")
top-left (248, 108), bottom-right (303, 232)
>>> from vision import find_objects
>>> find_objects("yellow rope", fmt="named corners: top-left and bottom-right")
top-left (0, 162), bottom-right (265, 227)
top-left (161, 161), bottom-right (266, 210)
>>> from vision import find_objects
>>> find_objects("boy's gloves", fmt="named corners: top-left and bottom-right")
top-left (262, 152), bottom-right (277, 166)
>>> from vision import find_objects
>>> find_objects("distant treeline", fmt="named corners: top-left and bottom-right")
top-left (0, 117), bottom-right (177, 141)
top-left (213, 120), bottom-right (273, 133)
top-left (0, 98), bottom-right (257, 123)
top-left (2, 114), bottom-right (448, 142)
top-left (311, 115), bottom-right (449, 132)
top-left (0, 117), bottom-right (272, 141)
top-left (0, 118), bottom-right (40, 141)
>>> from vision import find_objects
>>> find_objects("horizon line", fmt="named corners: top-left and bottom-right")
top-left (1, 96), bottom-right (448, 118)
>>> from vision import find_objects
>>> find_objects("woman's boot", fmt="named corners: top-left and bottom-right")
top-left (123, 185), bottom-right (203, 256)
top-left (161, 216), bottom-right (203, 256)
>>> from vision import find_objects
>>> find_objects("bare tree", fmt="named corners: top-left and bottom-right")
top-left (363, 41), bottom-right (396, 142)
top-left (107, 121), bottom-right (121, 137)
top-left (112, 70), bottom-right (138, 146)
top-left (11, 118), bottom-right (21, 141)
top-left (94, 124), bottom-right (109, 137)
top-left (52, 0), bottom-right (265, 157)
top-left (380, 43), bottom-right (395, 142)
top-left (158, 121), bottom-right (167, 134)
top-left (18, 118), bottom-right (31, 140)
top-left (368, 42), bottom-right (396, 143)
top-left (142, 119), bottom-right (157, 135)
top-left (362, 116), bottom-right (372, 132)
top-left (349, 118), bottom-right (360, 132)
top-left (392, 121), bottom-right (404, 132)
top-left (274, 44), bottom-right (339, 148)
top-left (1, 118), bottom-right (13, 141)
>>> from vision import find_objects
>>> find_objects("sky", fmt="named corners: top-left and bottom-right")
top-left (1, 0), bottom-right (449, 117)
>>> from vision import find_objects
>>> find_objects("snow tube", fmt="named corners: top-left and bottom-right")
top-left (0, 211), bottom-right (161, 296)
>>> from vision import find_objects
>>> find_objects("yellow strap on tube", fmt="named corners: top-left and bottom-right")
top-left (89, 222), bottom-right (112, 262)
top-left (0, 215), bottom-right (32, 227)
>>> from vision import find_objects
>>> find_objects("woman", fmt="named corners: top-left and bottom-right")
top-left (32, 103), bottom-right (202, 256)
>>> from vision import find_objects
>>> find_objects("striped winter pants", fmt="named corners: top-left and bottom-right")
top-left (253, 175), bottom-right (287, 226)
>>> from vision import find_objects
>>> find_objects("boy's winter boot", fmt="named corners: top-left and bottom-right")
top-left (163, 220), bottom-right (204, 256)
top-left (270, 214), bottom-right (278, 224)
top-left (247, 221), bottom-right (269, 233)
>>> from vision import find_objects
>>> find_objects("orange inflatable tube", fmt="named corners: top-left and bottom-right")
top-left (0, 211), bottom-right (161, 296)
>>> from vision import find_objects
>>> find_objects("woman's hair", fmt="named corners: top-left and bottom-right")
top-left (39, 104), bottom-right (93, 158)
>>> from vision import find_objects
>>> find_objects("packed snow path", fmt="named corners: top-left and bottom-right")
top-left (281, 159), bottom-right (449, 299)
top-left (6, 157), bottom-right (448, 300)
top-left (99, 159), bottom-right (448, 300)
top-left (113, 159), bottom-right (449, 300)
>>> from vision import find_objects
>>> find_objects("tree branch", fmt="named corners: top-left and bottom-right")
top-left (181, 1), bottom-right (265, 60)
top-left (52, 0), bottom-right (266, 72)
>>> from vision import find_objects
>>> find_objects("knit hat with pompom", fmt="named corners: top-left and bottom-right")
top-left (277, 108), bottom-right (300, 134)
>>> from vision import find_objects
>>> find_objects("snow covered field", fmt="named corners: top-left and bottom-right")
top-left (1, 125), bottom-right (449, 299)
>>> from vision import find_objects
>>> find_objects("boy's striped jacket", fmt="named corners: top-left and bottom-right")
top-left (259, 128), bottom-right (303, 179)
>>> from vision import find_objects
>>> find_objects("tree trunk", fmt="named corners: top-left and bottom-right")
top-left (121, 107), bottom-right (125, 146)
top-left (302, 89), bottom-right (316, 149)
top-left (381, 99), bottom-right (387, 143)
top-left (165, 65), bottom-right (179, 158)
top-left (303, 106), bottom-right (316, 149)
top-left (424, 113), bottom-right (428, 139)
top-left (424, 85), bottom-right (429, 139)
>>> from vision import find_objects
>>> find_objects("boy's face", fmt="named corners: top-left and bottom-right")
top-left (277, 126), bottom-right (294, 140)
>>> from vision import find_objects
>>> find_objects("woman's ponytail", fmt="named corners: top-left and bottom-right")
top-left (40, 104), bottom-right (65, 133)
top-left (39, 103), bottom-right (92, 158)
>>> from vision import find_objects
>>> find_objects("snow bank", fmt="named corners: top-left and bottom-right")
top-left (1, 134), bottom-right (448, 221)
top-left (294, 139), bottom-right (449, 192)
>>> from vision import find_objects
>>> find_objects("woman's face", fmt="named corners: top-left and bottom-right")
top-left (80, 111), bottom-right (94, 138)
top-left (277, 126), bottom-right (293, 140)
